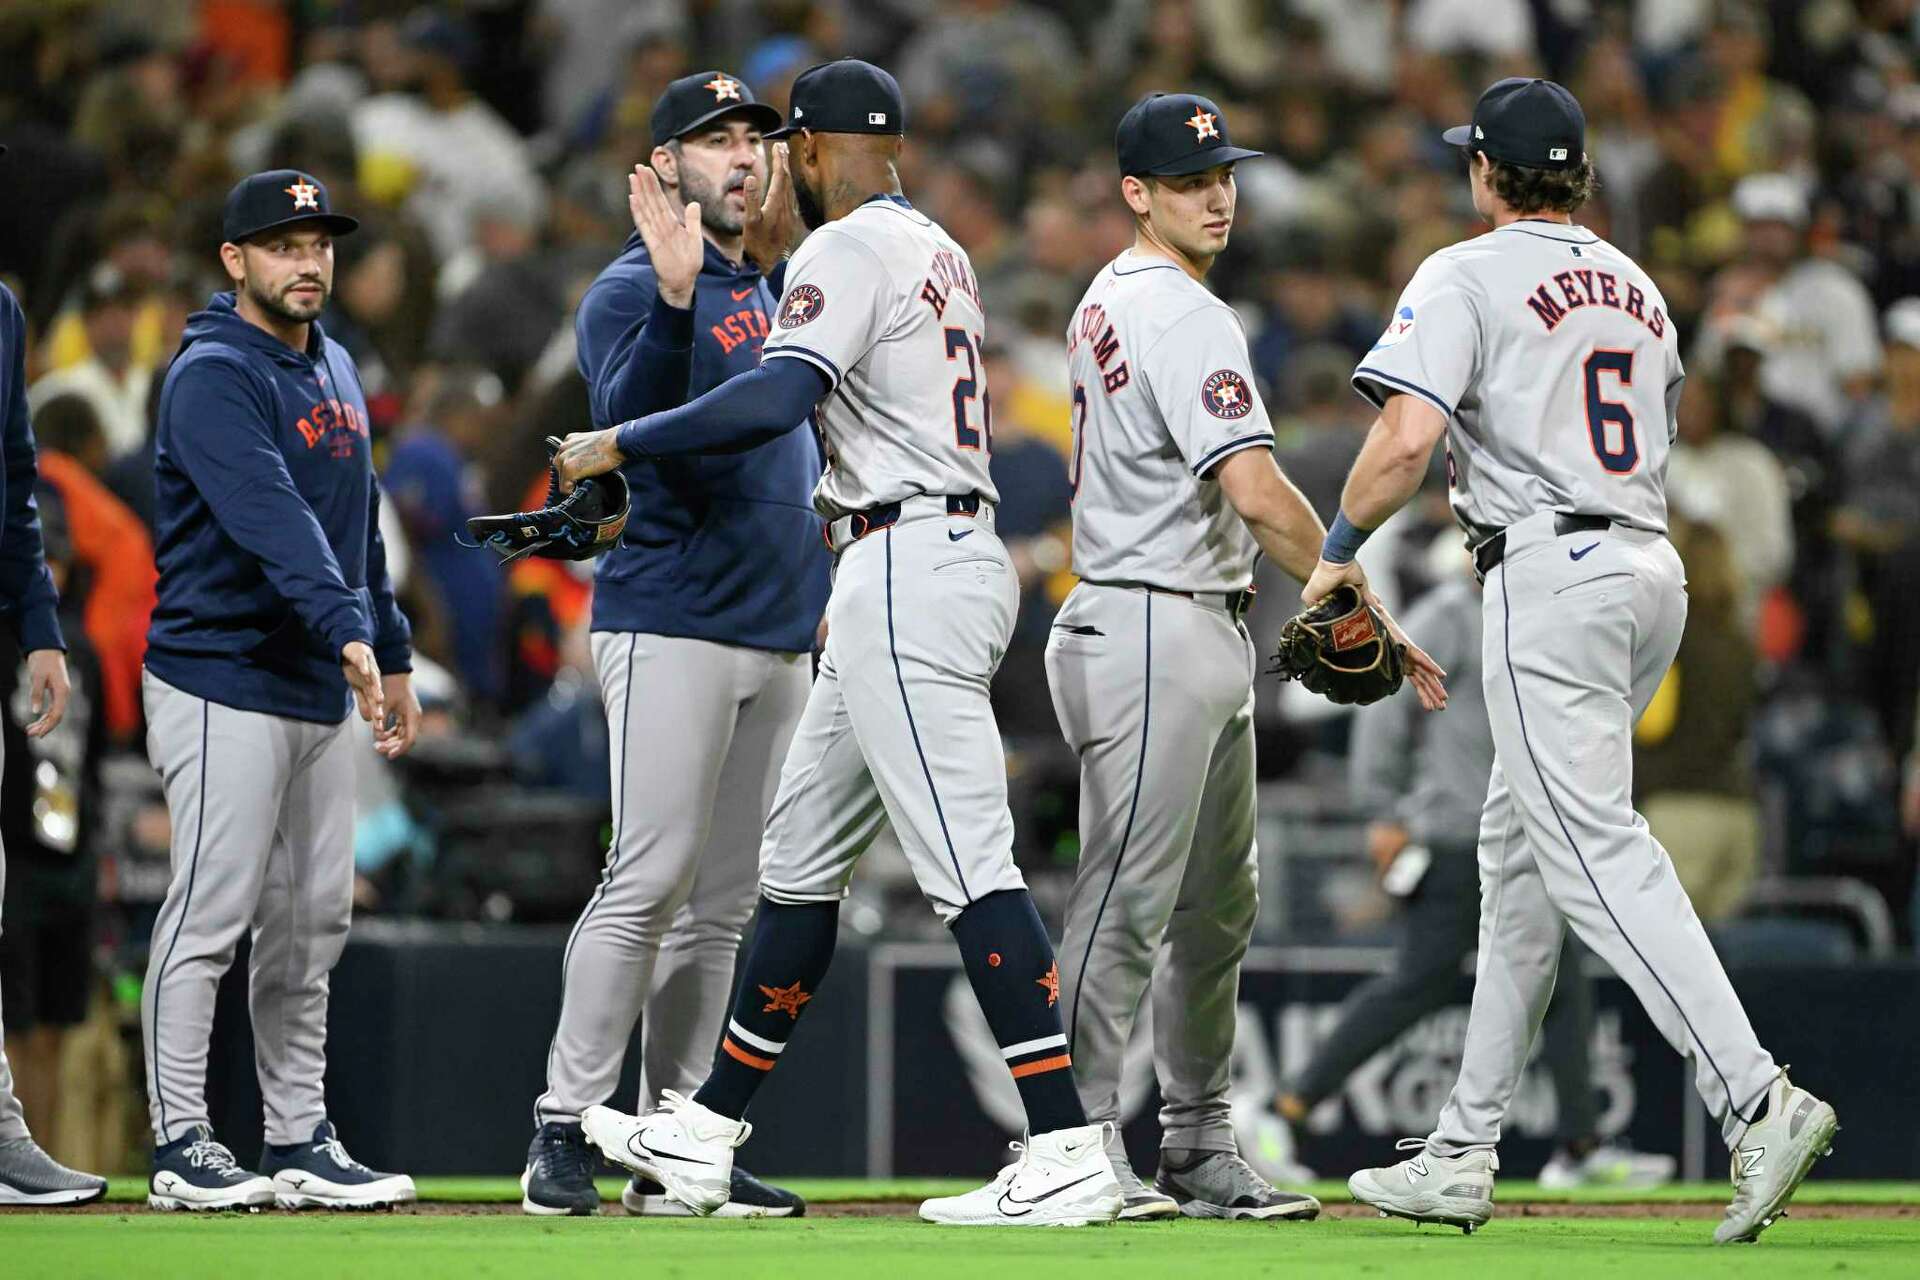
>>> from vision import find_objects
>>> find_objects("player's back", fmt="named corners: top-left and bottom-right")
top-left (762, 195), bottom-right (996, 520)
top-left (1355, 221), bottom-right (1682, 540)
top-left (1064, 252), bottom-right (1267, 592)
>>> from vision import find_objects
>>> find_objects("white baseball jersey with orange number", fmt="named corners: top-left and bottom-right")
top-left (762, 194), bottom-right (998, 521)
top-left (1353, 219), bottom-right (1781, 1156)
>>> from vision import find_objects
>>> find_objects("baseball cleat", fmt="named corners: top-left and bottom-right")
top-left (1108, 1155), bottom-right (1179, 1220)
top-left (147, 1125), bottom-right (276, 1212)
top-left (1714, 1070), bottom-right (1838, 1245)
top-left (521, 1120), bottom-right (601, 1215)
top-left (1347, 1138), bottom-right (1496, 1234)
top-left (918, 1123), bottom-right (1123, 1226)
top-left (260, 1121), bottom-right (416, 1210)
top-left (621, 1165), bottom-right (806, 1218)
top-left (1156, 1148), bottom-right (1320, 1221)
top-left (1538, 1143), bottom-right (1676, 1190)
top-left (582, 1090), bottom-right (749, 1217)
top-left (0, 1137), bottom-right (107, 1206)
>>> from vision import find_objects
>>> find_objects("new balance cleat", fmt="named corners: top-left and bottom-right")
top-left (521, 1120), bottom-right (600, 1215)
top-left (918, 1124), bottom-right (1123, 1226)
top-left (1715, 1071), bottom-right (1838, 1245)
top-left (583, 1090), bottom-right (748, 1216)
top-left (148, 1126), bottom-right (275, 1211)
top-left (1156, 1148), bottom-right (1320, 1221)
top-left (1348, 1137), bottom-right (1496, 1234)
top-left (260, 1121), bottom-right (416, 1210)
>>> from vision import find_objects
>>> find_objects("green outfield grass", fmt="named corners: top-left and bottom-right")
top-left (15, 1178), bottom-right (1911, 1279)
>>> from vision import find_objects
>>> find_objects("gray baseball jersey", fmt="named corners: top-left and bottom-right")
top-left (1064, 252), bottom-right (1272, 592)
top-left (763, 196), bottom-right (997, 520)
top-left (1353, 222), bottom-right (1684, 540)
top-left (1356, 219), bottom-right (1780, 1161)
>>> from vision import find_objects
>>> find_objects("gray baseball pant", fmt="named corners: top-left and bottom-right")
top-left (1048, 583), bottom-right (1259, 1155)
top-left (140, 670), bottom-right (357, 1146)
top-left (1430, 512), bottom-right (1778, 1156)
top-left (535, 633), bottom-right (810, 1124)
top-left (0, 736), bottom-right (28, 1142)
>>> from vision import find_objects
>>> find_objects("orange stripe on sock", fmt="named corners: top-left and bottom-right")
top-left (1009, 1053), bottom-right (1072, 1079)
top-left (722, 1037), bottom-right (776, 1071)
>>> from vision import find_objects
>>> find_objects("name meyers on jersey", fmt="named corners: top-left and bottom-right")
top-left (919, 247), bottom-right (982, 319)
top-left (1524, 264), bottom-right (1668, 339)
top-left (1068, 302), bottom-right (1131, 393)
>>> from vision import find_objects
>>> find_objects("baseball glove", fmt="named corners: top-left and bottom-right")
top-left (1267, 584), bottom-right (1406, 706)
top-left (457, 436), bottom-right (630, 564)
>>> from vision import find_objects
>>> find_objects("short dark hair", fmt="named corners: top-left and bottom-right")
top-left (1484, 155), bottom-right (1599, 215)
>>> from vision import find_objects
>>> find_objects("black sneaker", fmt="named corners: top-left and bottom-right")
top-left (621, 1164), bottom-right (806, 1218)
top-left (1156, 1148), bottom-right (1320, 1221)
top-left (260, 1121), bottom-right (417, 1210)
top-left (0, 1137), bottom-right (107, 1206)
top-left (522, 1120), bottom-right (601, 1216)
top-left (148, 1125), bottom-right (275, 1212)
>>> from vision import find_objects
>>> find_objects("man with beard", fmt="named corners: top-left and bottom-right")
top-left (521, 70), bottom-right (824, 1219)
top-left (141, 171), bottom-right (420, 1211)
top-left (555, 58), bottom-right (1123, 1228)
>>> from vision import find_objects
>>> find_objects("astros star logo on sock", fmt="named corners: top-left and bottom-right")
top-left (759, 980), bottom-right (812, 1018)
top-left (1036, 963), bottom-right (1060, 1007)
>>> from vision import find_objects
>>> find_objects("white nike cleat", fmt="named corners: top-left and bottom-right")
top-left (1715, 1070), bottom-right (1838, 1245)
top-left (918, 1124), bottom-right (1123, 1227)
top-left (1538, 1143), bottom-right (1676, 1190)
top-left (582, 1091), bottom-right (749, 1217)
top-left (1348, 1138), bottom-right (1497, 1234)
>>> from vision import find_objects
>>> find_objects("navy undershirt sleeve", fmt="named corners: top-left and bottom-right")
top-left (614, 358), bottom-right (828, 459)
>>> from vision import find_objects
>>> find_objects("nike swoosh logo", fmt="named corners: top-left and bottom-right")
top-left (948, 529), bottom-right (974, 542)
top-left (631, 1133), bottom-right (715, 1167)
top-left (996, 1169), bottom-right (1103, 1215)
top-left (731, 287), bottom-right (755, 301)
top-left (1569, 542), bottom-right (1600, 560)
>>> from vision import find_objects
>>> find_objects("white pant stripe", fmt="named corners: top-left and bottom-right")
top-left (1000, 1033), bottom-right (1068, 1061)
top-left (727, 1020), bottom-right (787, 1056)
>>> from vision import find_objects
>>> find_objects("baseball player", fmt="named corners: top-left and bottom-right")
top-left (140, 171), bottom-right (419, 1211)
top-left (0, 247), bottom-right (108, 1206)
top-left (1313, 80), bottom-right (1835, 1243)
top-left (1050, 93), bottom-right (1446, 1223)
top-left (521, 70), bottom-right (823, 1219)
top-left (554, 59), bottom-right (1123, 1228)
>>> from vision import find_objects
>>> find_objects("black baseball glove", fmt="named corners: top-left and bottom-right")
top-left (457, 436), bottom-right (630, 564)
top-left (1267, 584), bottom-right (1406, 706)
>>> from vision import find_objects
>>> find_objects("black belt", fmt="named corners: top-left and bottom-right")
top-left (825, 492), bottom-right (982, 549)
top-left (1472, 513), bottom-right (1611, 578)
top-left (1087, 579), bottom-right (1256, 621)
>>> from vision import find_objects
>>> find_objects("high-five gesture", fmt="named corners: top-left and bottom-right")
top-left (742, 141), bottom-right (799, 276)
top-left (629, 163), bottom-right (703, 308)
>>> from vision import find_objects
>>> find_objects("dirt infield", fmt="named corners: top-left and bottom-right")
top-left (15, 1198), bottom-right (1913, 1221)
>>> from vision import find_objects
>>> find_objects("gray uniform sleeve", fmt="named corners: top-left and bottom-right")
top-left (1353, 254), bottom-right (1481, 419)
top-left (762, 227), bottom-right (892, 392)
top-left (1138, 302), bottom-right (1274, 478)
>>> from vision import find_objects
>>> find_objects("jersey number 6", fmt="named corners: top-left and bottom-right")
top-left (1583, 348), bottom-right (1638, 474)
top-left (945, 327), bottom-right (991, 452)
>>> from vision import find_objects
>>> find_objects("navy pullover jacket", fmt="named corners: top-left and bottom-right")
top-left (576, 234), bottom-right (826, 653)
top-left (147, 294), bottom-right (411, 723)
top-left (0, 285), bottom-right (63, 655)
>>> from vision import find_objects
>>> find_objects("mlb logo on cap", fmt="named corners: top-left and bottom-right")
top-left (1443, 78), bottom-right (1586, 172)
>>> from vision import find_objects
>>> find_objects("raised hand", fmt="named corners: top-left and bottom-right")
top-left (630, 164), bottom-right (703, 308)
top-left (742, 142), bottom-right (799, 275)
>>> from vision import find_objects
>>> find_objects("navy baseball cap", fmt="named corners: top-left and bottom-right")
top-left (1115, 92), bottom-right (1262, 178)
top-left (1443, 78), bottom-right (1586, 171)
top-left (765, 59), bottom-right (905, 139)
top-left (651, 70), bottom-right (783, 147)
top-left (221, 169), bottom-right (358, 243)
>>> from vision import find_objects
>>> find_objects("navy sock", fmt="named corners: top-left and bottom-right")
top-left (693, 898), bottom-right (839, 1120)
top-left (950, 889), bottom-right (1088, 1134)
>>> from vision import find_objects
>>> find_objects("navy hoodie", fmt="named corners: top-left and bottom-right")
top-left (576, 235), bottom-right (827, 652)
top-left (147, 294), bottom-right (411, 723)
top-left (0, 284), bottom-right (63, 654)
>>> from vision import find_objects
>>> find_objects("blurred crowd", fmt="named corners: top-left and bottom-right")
top-left (5, 0), bottom-right (1920, 1165)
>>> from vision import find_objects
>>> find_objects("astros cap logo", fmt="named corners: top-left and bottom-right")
top-left (705, 75), bottom-right (742, 102)
top-left (285, 178), bottom-right (321, 211)
top-left (1185, 110), bottom-right (1219, 142)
